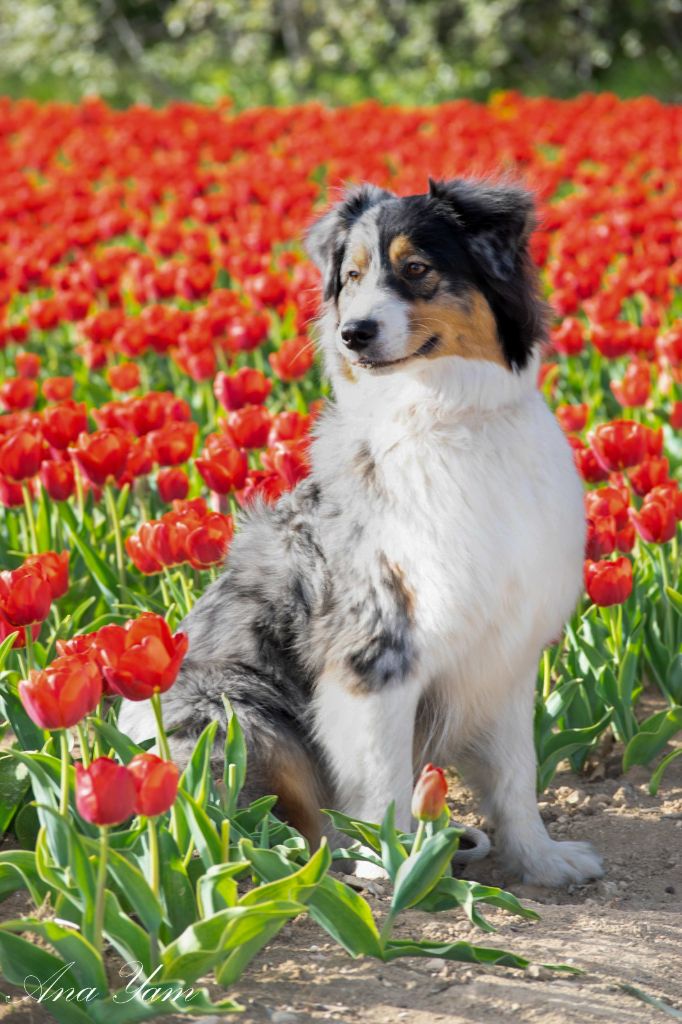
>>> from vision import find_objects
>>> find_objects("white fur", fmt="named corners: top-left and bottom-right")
top-left (311, 343), bottom-right (602, 886)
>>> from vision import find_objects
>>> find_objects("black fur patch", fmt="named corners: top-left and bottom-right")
top-left (345, 554), bottom-right (416, 692)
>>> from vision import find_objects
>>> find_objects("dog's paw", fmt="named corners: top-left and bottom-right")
top-left (520, 839), bottom-right (603, 887)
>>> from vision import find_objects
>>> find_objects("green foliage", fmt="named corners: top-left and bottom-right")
top-left (0, 0), bottom-right (679, 108)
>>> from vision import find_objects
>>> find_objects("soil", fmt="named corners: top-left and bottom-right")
top-left (1, 748), bottom-right (681, 1024)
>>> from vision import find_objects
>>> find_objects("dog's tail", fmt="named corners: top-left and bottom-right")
top-left (117, 657), bottom-right (330, 849)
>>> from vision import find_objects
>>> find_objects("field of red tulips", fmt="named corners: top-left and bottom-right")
top-left (0, 92), bottom-right (681, 1021)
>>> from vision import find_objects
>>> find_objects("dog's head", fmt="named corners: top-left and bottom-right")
top-left (306, 178), bottom-right (548, 377)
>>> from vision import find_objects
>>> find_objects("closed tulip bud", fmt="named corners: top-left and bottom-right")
top-left (411, 763), bottom-right (448, 821)
top-left (156, 466), bottom-right (189, 502)
top-left (40, 459), bottom-right (75, 501)
top-left (128, 753), bottom-right (179, 817)
top-left (0, 429), bottom-right (44, 481)
top-left (584, 557), bottom-right (633, 607)
top-left (75, 757), bottom-right (137, 826)
top-left (0, 566), bottom-right (52, 627)
top-left (73, 428), bottom-right (130, 486)
top-left (19, 654), bottom-right (101, 729)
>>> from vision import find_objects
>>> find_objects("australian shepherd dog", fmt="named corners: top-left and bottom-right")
top-left (121, 177), bottom-right (603, 886)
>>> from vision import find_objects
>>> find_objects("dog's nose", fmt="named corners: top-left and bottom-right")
top-left (341, 319), bottom-right (379, 351)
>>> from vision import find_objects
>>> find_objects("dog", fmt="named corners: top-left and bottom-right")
top-left (120, 177), bottom-right (603, 886)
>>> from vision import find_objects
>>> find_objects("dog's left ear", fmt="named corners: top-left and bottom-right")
top-left (428, 178), bottom-right (536, 282)
top-left (305, 183), bottom-right (393, 299)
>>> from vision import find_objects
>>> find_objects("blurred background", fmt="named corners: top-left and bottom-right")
top-left (0, 0), bottom-right (679, 107)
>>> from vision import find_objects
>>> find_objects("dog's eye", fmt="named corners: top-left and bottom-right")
top-left (405, 261), bottom-right (429, 277)
top-left (347, 269), bottom-right (361, 281)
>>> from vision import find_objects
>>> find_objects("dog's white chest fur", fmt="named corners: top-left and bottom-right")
top-left (314, 356), bottom-right (585, 749)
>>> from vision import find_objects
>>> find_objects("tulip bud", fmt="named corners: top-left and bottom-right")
top-left (128, 753), bottom-right (179, 817)
top-left (75, 757), bottom-right (137, 826)
top-left (411, 763), bottom-right (448, 822)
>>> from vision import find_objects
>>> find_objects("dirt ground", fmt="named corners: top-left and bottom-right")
top-left (2, 748), bottom-right (681, 1024)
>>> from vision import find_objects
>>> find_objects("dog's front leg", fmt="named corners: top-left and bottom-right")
top-left (466, 670), bottom-right (603, 886)
top-left (313, 667), bottom-right (422, 836)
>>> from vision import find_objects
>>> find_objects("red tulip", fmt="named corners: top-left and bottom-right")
top-left (0, 566), bottom-right (52, 626)
top-left (610, 360), bottom-right (651, 408)
top-left (269, 336), bottom-right (314, 381)
top-left (616, 521), bottom-right (636, 553)
top-left (15, 353), bottom-right (41, 379)
top-left (551, 317), bottom-right (584, 356)
top-left (628, 457), bottom-right (669, 497)
top-left (629, 498), bottom-right (677, 544)
top-left (584, 486), bottom-right (629, 530)
top-left (43, 376), bottom-right (74, 402)
top-left (0, 429), bottom-right (43, 481)
top-left (75, 758), bottom-right (137, 826)
top-left (226, 405), bottom-right (271, 449)
top-left (590, 421), bottom-right (647, 472)
top-left (19, 654), bottom-right (101, 729)
top-left (41, 401), bottom-right (88, 450)
top-left (0, 378), bottom-right (38, 411)
top-left (584, 557), bottom-right (633, 607)
top-left (128, 753), bottom-right (179, 817)
top-left (196, 438), bottom-right (248, 494)
top-left (157, 466), bottom-right (189, 502)
top-left (411, 763), bottom-right (448, 821)
top-left (40, 459), bottom-right (75, 500)
top-left (126, 533), bottom-right (163, 574)
top-left (185, 513), bottom-right (233, 569)
top-left (555, 403), bottom-right (588, 433)
top-left (213, 367), bottom-right (272, 411)
top-left (107, 362), bottom-right (141, 392)
top-left (149, 421), bottom-right (197, 466)
top-left (570, 438), bottom-right (609, 483)
top-left (24, 551), bottom-right (70, 600)
top-left (585, 515), bottom-right (616, 560)
top-left (0, 475), bottom-right (26, 507)
top-left (101, 613), bottom-right (188, 700)
top-left (73, 428), bottom-right (130, 486)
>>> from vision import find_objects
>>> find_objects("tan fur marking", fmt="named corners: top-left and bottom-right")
top-left (351, 244), bottom-right (370, 273)
top-left (339, 355), bottom-right (357, 383)
top-left (410, 289), bottom-right (507, 368)
top-left (269, 743), bottom-right (324, 849)
top-left (389, 234), bottom-right (418, 267)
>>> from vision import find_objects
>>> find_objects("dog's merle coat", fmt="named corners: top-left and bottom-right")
top-left (121, 178), bottom-right (603, 885)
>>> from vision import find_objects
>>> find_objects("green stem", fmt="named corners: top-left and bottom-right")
top-left (177, 569), bottom-right (193, 616)
top-left (22, 484), bottom-right (38, 553)
top-left (542, 647), bottom-right (552, 702)
top-left (104, 483), bottom-right (126, 590)
top-left (59, 730), bottom-right (70, 817)
top-left (24, 626), bottom-right (36, 673)
top-left (93, 827), bottom-right (109, 956)
top-left (221, 819), bottom-right (230, 863)
top-left (659, 546), bottom-right (674, 651)
top-left (76, 722), bottom-right (91, 768)
top-left (411, 819), bottom-right (427, 857)
top-left (147, 816), bottom-right (161, 968)
top-left (151, 691), bottom-right (171, 760)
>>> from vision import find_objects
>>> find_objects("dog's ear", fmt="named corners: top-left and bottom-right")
top-left (428, 178), bottom-right (547, 369)
top-left (305, 183), bottom-right (393, 299)
top-left (427, 178), bottom-right (536, 283)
